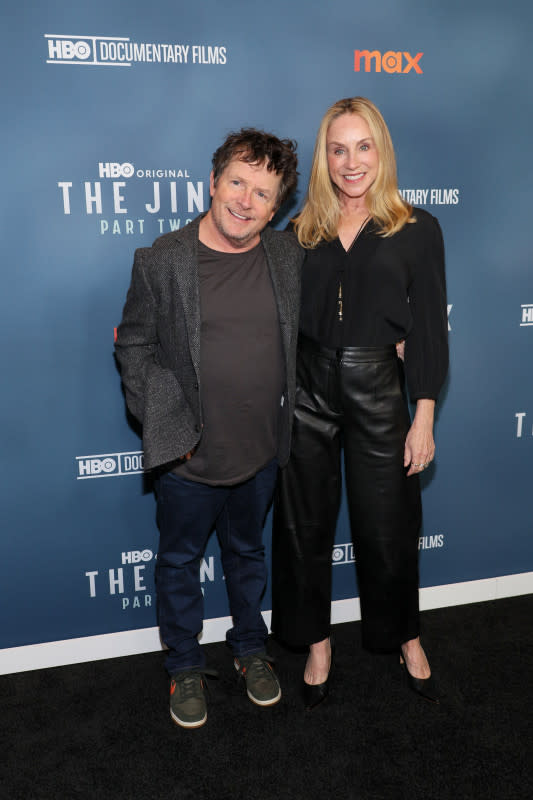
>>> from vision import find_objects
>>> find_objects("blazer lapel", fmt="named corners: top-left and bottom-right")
top-left (168, 219), bottom-right (202, 379)
top-left (261, 227), bottom-right (295, 360)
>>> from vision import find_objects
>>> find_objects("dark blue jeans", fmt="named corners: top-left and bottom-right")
top-left (155, 459), bottom-right (278, 675)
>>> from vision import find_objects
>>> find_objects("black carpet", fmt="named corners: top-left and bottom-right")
top-left (2, 595), bottom-right (533, 800)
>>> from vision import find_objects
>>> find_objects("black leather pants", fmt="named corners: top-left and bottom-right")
top-left (271, 335), bottom-right (422, 653)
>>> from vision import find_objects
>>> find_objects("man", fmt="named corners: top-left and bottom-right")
top-left (115, 129), bottom-right (302, 729)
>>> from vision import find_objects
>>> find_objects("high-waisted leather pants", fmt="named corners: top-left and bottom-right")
top-left (271, 335), bottom-right (422, 653)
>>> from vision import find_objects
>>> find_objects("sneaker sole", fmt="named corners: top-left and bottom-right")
top-left (246, 687), bottom-right (282, 707)
top-left (170, 708), bottom-right (207, 728)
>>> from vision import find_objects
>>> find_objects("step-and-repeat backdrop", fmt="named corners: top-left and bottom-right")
top-left (2, 0), bottom-right (532, 672)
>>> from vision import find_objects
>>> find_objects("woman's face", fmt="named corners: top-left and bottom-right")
top-left (326, 113), bottom-right (379, 204)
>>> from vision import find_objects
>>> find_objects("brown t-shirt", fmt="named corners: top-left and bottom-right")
top-left (173, 240), bottom-right (284, 485)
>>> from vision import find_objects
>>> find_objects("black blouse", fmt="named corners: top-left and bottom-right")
top-left (299, 208), bottom-right (448, 400)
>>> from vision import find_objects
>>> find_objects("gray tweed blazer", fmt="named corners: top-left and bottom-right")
top-left (115, 215), bottom-right (303, 471)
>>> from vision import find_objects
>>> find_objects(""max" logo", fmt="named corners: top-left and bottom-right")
top-left (354, 50), bottom-right (423, 74)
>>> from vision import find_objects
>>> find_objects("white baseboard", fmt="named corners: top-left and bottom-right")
top-left (1, 572), bottom-right (531, 675)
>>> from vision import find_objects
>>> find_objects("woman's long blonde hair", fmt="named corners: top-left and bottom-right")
top-left (294, 97), bottom-right (414, 248)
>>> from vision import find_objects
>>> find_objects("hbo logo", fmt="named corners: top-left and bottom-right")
top-left (121, 550), bottom-right (153, 564)
top-left (78, 457), bottom-right (117, 477)
top-left (48, 39), bottom-right (92, 60)
top-left (98, 162), bottom-right (135, 179)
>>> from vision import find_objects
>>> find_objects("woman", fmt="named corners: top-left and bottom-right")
top-left (271, 97), bottom-right (448, 708)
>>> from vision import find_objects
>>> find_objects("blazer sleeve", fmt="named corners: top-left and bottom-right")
top-left (404, 215), bottom-right (449, 401)
top-left (115, 247), bottom-right (166, 424)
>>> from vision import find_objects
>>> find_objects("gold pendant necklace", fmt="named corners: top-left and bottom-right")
top-left (337, 215), bottom-right (370, 323)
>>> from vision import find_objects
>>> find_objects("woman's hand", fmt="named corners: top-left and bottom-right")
top-left (404, 399), bottom-right (436, 476)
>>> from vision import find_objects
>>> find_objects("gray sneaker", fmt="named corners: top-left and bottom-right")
top-left (234, 652), bottom-right (281, 706)
top-left (169, 670), bottom-right (209, 728)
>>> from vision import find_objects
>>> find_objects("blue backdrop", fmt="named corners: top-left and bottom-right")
top-left (1, 0), bottom-right (532, 670)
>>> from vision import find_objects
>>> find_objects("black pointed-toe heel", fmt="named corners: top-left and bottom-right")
top-left (302, 638), bottom-right (334, 710)
top-left (303, 678), bottom-right (329, 710)
top-left (400, 650), bottom-right (440, 704)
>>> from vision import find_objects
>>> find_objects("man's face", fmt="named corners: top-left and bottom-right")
top-left (208, 157), bottom-right (281, 251)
